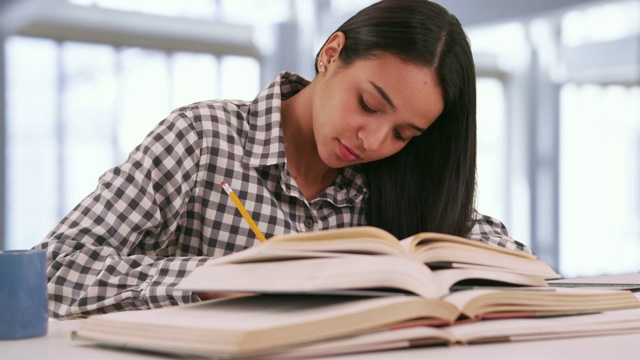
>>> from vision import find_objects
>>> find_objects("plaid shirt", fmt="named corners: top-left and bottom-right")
top-left (35, 71), bottom-right (529, 319)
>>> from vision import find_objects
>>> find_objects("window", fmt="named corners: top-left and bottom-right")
top-left (5, 37), bottom-right (59, 250)
top-left (4, 36), bottom-right (259, 250)
top-left (561, 0), bottom-right (640, 46)
top-left (468, 23), bottom-right (529, 245)
top-left (61, 42), bottom-right (119, 212)
top-left (476, 78), bottom-right (508, 226)
top-left (558, 0), bottom-right (640, 276)
top-left (559, 84), bottom-right (640, 276)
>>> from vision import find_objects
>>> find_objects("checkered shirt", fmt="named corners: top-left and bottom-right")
top-left (34, 71), bottom-right (530, 319)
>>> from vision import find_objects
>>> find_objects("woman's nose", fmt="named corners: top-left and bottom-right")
top-left (359, 124), bottom-right (387, 151)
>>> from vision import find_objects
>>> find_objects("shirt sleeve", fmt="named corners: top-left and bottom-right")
top-left (33, 109), bottom-right (209, 319)
top-left (466, 210), bottom-right (531, 254)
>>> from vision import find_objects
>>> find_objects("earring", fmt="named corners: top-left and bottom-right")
top-left (318, 61), bottom-right (325, 73)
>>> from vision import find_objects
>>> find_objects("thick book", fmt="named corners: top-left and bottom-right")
top-left (178, 226), bottom-right (560, 298)
top-left (73, 291), bottom-right (640, 359)
top-left (268, 305), bottom-right (640, 359)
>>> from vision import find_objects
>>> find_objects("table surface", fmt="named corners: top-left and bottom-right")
top-left (2, 317), bottom-right (640, 360)
top-left (5, 274), bottom-right (640, 359)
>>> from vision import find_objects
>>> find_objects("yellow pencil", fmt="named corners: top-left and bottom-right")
top-left (220, 180), bottom-right (267, 243)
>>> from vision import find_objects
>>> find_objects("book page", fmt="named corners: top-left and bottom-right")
top-left (445, 307), bottom-right (640, 344)
top-left (548, 273), bottom-right (640, 290)
top-left (208, 227), bottom-right (407, 266)
top-left (261, 326), bottom-right (455, 359)
top-left (110, 295), bottom-right (418, 330)
top-left (264, 237), bottom-right (408, 256)
top-left (77, 295), bottom-right (450, 356)
top-left (406, 232), bottom-right (536, 259)
top-left (432, 268), bottom-right (548, 292)
top-left (178, 255), bottom-right (450, 298)
top-left (442, 287), bottom-right (640, 319)
top-left (207, 248), bottom-right (357, 266)
top-left (410, 244), bottom-right (558, 278)
top-left (268, 226), bottom-right (400, 244)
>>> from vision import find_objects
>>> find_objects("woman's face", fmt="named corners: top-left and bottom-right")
top-left (312, 51), bottom-right (445, 169)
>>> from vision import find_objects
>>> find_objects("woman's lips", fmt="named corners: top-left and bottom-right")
top-left (338, 141), bottom-right (360, 162)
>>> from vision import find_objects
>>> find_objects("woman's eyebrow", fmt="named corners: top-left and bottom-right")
top-left (369, 81), bottom-right (396, 110)
top-left (369, 81), bottom-right (426, 134)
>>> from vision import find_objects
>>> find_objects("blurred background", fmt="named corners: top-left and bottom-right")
top-left (0, 0), bottom-right (638, 277)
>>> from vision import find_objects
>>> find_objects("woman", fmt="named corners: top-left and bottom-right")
top-left (35, 0), bottom-right (529, 319)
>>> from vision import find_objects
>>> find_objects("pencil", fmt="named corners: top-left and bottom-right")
top-left (220, 180), bottom-right (267, 243)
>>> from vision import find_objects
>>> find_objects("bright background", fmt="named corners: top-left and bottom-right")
top-left (1, 0), bottom-right (638, 278)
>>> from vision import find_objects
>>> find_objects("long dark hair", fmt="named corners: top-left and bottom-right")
top-left (316, 0), bottom-right (477, 239)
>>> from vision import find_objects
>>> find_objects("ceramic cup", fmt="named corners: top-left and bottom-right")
top-left (0, 249), bottom-right (48, 340)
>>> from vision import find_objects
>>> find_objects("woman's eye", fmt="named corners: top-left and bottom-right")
top-left (393, 130), bottom-right (408, 142)
top-left (359, 96), bottom-right (376, 114)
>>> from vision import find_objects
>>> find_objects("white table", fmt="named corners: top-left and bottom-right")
top-left (0, 320), bottom-right (160, 360)
top-left (2, 318), bottom-right (640, 359)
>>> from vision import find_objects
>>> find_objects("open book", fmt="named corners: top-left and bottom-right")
top-left (548, 273), bottom-right (640, 291)
top-left (178, 226), bottom-right (560, 298)
top-left (73, 290), bottom-right (640, 359)
top-left (269, 305), bottom-right (640, 359)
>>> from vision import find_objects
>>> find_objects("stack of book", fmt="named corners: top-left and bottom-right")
top-left (73, 226), bottom-right (640, 358)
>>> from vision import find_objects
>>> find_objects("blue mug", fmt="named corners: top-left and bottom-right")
top-left (0, 249), bottom-right (48, 340)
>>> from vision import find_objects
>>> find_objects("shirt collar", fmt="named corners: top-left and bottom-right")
top-left (242, 71), bottom-right (309, 167)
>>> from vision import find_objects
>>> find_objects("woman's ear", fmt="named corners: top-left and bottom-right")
top-left (319, 32), bottom-right (345, 66)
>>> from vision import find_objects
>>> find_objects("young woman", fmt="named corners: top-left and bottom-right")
top-left (35, 0), bottom-right (529, 319)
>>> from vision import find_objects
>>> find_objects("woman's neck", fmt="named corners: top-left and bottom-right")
top-left (281, 85), bottom-right (339, 200)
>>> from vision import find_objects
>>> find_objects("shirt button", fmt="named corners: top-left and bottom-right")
top-left (304, 218), bottom-right (314, 230)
